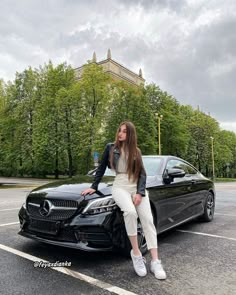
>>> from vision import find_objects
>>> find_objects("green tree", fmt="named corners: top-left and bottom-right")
top-left (0, 81), bottom-right (19, 175)
top-left (103, 82), bottom-right (156, 155)
top-left (180, 107), bottom-right (220, 176)
top-left (145, 84), bottom-right (190, 157)
top-left (1, 60), bottom-right (236, 180)
top-left (76, 63), bottom-right (111, 173)
top-left (56, 83), bottom-right (84, 177)
top-left (33, 62), bottom-right (76, 178)
top-left (215, 130), bottom-right (236, 177)
top-left (13, 68), bottom-right (39, 175)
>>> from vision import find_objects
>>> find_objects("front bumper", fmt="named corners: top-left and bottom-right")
top-left (18, 230), bottom-right (113, 252)
top-left (18, 205), bottom-right (122, 252)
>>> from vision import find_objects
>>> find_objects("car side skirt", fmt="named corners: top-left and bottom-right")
top-left (157, 212), bottom-right (204, 234)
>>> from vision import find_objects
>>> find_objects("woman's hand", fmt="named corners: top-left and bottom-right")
top-left (132, 193), bottom-right (142, 206)
top-left (81, 188), bottom-right (96, 196)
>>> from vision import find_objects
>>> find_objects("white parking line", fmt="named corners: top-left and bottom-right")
top-left (215, 184), bottom-right (236, 187)
top-left (215, 213), bottom-right (236, 217)
top-left (0, 208), bottom-right (20, 212)
top-left (0, 222), bottom-right (20, 227)
top-left (0, 243), bottom-right (137, 295)
top-left (177, 230), bottom-right (236, 241)
top-left (0, 201), bottom-right (24, 205)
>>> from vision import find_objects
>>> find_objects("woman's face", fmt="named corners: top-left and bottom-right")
top-left (118, 124), bottom-right (127, 142)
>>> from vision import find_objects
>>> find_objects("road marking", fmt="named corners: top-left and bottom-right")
top-left (0, 201), bottom-right (24, 205)
top-left (215, 184), bottom-right (236, 186)
top-left (0, 208), bottom-right (20, 212)
top-left (215, 213), bottom-right (236, 217)
top-left (0, 222), bottom-right (20, 227)
top-left (177, 230), bottom-right (236, 241)
top-left (0, 244), bottom-right (137, 295)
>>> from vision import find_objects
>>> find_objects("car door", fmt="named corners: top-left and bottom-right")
top-left (186, 166), bottom-right (208, 216)
top-left (156, 159), bottom-right (198, 231)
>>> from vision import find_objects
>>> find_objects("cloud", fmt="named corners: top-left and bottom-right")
top-left (220, 122), bottom-right (236, 133)
top-left (0, 0), bottom-right (235, 131)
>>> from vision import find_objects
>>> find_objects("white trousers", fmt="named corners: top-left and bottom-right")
top-left (112, 174), bottom-right (158, 250)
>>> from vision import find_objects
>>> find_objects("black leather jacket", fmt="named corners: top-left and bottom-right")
top-left (90, 143), bottom-right (147, 196)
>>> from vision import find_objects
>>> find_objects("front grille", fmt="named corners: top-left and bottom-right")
top-left (27, 196), bottom-right (78, 220)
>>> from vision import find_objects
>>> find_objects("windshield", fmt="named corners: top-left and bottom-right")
top-left (143, 157), bottom-right (163, 176)
top-left (104, 156), bottom-right (163, 177)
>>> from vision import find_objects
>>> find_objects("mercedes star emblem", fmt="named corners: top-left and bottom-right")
top-left (39, 200), bottom-right (52, 217)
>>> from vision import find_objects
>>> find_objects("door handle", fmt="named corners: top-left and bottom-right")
top-left (191, 180), bottom-right (197, 184)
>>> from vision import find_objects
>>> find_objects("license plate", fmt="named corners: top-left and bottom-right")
top-left (29, 219), bottom-right (60, 235)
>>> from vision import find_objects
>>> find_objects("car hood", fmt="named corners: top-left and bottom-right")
top-left (28, 175), bottom-right (158, 201)
top-left (30, 175), bottom-right (115, 199)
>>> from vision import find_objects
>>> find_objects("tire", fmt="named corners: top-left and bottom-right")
top-left (137, 218), bottom-right (148, 255)
top-left (120, 218), bottom-right (148, 257)
top-left (119, 203), bottom-right (157, 257)
top-left (201, 192), bottom-right (215, 222)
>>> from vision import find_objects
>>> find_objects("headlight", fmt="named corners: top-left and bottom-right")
top-left (82, 196), bottom-right (117, 215)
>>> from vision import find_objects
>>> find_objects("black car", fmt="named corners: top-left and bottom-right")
top-left (18, 156), bottom-right (215, 256)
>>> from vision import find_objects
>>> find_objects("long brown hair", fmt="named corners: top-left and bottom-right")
top-left (110, 121), bottom-right (143, 182)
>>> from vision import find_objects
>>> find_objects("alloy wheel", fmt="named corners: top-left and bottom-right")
top-left (137, 219), bottom-right (147, 250)
top-left (207, 193), bottom-right (215, 219)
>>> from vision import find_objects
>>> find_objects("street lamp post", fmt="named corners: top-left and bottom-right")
top-left (156, 113), bottom-right (163, 155)
top-left (210, 136), bottom-right (215, 180)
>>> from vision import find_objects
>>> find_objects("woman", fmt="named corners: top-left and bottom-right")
top-left (82, 121), bottom-right (166, 280)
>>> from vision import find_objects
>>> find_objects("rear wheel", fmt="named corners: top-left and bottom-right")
top-left (201, 192), bottom-right (215, 222)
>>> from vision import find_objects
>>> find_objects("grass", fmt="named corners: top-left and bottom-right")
top-left (0, 184), bottom-right (38, 189)
top-left (215, 177), bottom-right (236, 182)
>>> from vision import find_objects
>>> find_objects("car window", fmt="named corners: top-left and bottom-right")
top-left (166, 159), bottom-right (198, 175)
top-left (186, 164), bottom-right (198, 175)
top-left (104, 157), bottom-right (163, 176)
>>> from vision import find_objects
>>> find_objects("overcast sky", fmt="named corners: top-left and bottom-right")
top-left (0, 0), bottom-right (235, 132)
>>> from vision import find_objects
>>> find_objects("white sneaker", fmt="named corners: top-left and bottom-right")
top-left (150, 259), bottom-right (167, 280)
top-left (130, 250), bottom-right (147, 277)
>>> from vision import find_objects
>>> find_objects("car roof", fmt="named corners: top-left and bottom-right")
top-left (142, 155), bottom-right (198, 171)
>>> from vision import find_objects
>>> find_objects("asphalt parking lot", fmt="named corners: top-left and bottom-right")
top-left (0, 181), bottom-right (235, 295)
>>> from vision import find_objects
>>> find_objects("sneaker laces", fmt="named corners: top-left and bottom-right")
top-left (135, 255), bottom-right (147, 268)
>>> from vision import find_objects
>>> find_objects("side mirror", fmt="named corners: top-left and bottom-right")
top-left (163, 168), bottom-right (185, 184)
top-left (167, 168), bottom-right (186, 178)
